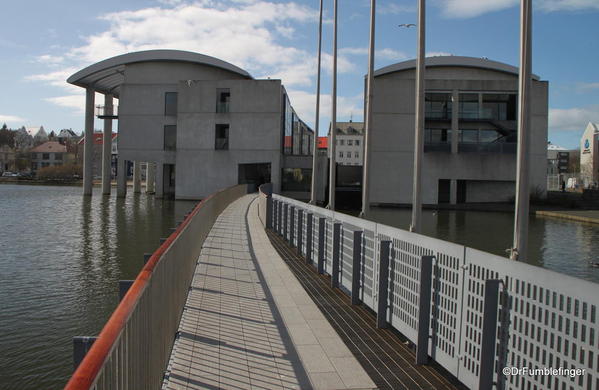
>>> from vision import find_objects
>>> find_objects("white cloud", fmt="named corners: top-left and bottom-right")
top-left (340, 47), bottom-right (408, 61)
top-left (577, 82), bottom-right (599, 91)
top-left (427, 51), bottom-right (453, 57)
top-left (35, 54), bottom-right (64, 65)
top-left (549, 104), bottom-right (599, 131)
top-left (377, 3), bottom-right (417, 15)
top-left (0, 115), bottom-right (26, 123)
top-left (437, 0), bottom-right (599, 18)
top-left (539, 0), bottom-right (599, 12)
top-left (44, 96), bottom-right (86, 113)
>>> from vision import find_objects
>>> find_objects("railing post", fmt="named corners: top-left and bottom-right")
top-left (306, 213), bottom-right (313, 264)
top-left (416, 255), bottom-right (434, 364)
top-left (119, 280), bottom-right (134, 301)
top-left (266, 194), bottom-right (273, 229)
top-left (278, 201), bottom-right (283, 235)
top-left (479, 279), bottom-right (501, 390)
top-left (317, 217), bottom-right (326, 274)
top-left (377, 240), bottom-right (391, 328)
top-left (290, 206), bottom-right (295, 245)
top-left (297, 209), bottom-right (303, 254)
top-left (331, 222), bottom-right (342, 289)
top-left (73, 336), bottom-right (97, 370)
top-left (283, 204), bottom-right (288, 240)
top-left (351, 230), bottom-right (363, 305)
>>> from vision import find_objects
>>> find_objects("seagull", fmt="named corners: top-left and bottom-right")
top-left (399, 23), bottom-right (416, 28)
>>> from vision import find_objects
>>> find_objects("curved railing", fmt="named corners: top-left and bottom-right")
top-left (64, 184), bottom-right (249, 390)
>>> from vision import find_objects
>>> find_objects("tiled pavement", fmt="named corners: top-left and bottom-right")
top-left (163, 194), bottom-right (376, 390)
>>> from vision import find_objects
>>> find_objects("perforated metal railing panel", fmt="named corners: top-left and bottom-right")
top-left (269, 194), bottom-right (599, 390)
top-left (266, 229), bottom-right (465, 390)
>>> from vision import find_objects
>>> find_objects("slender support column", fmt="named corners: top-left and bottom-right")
top-left (331, 222), bottom-right (342, 288)
top-left (83, 87), bottom-right (95, 196)
top-left (119, 280), bottom-right (134, 301)
top-left (327, 0), bottom-right (338, 211)
top-left (511, 0), bottom-right (533, 261)
top-left (73, 336), bottom-right (97, 370)
top-left (479, 279), bottom-right (501, 390)
top-left (317, 217), bottom-right (326, 274)
top-left (310, 0), bottom-right (324, 205)
top-left (101, 94), bottom-right (113, 195)
top-left (146, 162), bottom-right (155, 194)
top-left (351, 230), bottom-right (363, 305)
top-left (377, 240), bottom-right (391, 328)
top-left (410, 0), bottom-right (426, 233)
top-left (133, 161), bottom-right (141, 193)
top-left (306, 213), bottom-right (313, 264)
top-left (416, 255), bottom-right (434, 364)
top-left (450, 179), bottom-right (457, 205)
top-left (155, 163), bottom-right (164, 199)
top-left (116, 158), bottom-right (127, 198)
top-left (361, 0), bottom-right (376, 218)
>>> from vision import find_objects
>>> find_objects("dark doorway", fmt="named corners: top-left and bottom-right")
top-left (238, 163), bottom-right (271, 192)
top-left (438, 179), bottom-right (450, 204)
top-left (457, 180), bottom-right (467, 203)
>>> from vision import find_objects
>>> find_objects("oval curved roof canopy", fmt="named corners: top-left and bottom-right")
top-left (67, 49), bottom-right (253, 97)
top-left (374, 56), bottom-right (540, 80)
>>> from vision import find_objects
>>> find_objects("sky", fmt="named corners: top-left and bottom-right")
top-left (1, 0), bottom-right (598, 149)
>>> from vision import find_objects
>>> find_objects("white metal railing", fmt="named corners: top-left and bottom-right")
top-left (95, 105), bottom-right (119, 117)
top-left (265, 192), bottom-right (599, 390)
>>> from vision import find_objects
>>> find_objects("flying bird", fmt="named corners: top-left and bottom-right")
top-left (398, 23), bottom-right (416, 28)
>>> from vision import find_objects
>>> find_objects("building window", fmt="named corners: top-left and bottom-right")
top-left (482, 93), bottom-right (517, 120)
top-left (339, 139), bottom-right (344, 146)
top-left (347, 139), bottom-right (353, 146)
top-left (42, 153), bottom-right (50, 160)
top-left (354, 152), bottom-right (359, 158)
top-left (339, 151), bottom-right (343, 158)
top-left (164, 125), bottom-right (177, 151)
top-left (355, 139), bottom-right (360, 146)
top-left (215, 124), bottom-right (229, 150)
top-left (55, 153), bottom-right (62, 160)
top-left (425, 93), bottom-right (452, 119)
top-left (459, 93), bottom-right (479, 119)
top-left (216, 88), bottom-right (230, 113)
top-left (165, 92), bottom-right (178, 116)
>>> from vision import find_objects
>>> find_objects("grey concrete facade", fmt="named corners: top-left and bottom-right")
top-left (369, 57), bottom-right (548, 205)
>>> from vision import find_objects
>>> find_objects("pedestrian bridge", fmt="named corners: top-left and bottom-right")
top-left (65, 184), bottom-right (599, 390)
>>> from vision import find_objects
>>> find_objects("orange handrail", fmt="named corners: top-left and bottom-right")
top-left (64, 191), bottom-right (218, 390)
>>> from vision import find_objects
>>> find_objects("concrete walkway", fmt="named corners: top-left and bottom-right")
top-left (163, 194), bottom-right (376, 390)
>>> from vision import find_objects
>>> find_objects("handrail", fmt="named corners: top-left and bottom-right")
top-left (64, 185), bottom-right (244, 390)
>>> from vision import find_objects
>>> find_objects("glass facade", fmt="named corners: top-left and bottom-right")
top-left (425, 93), bottom-right (452, 119)
top-left (164, 92), bottom-right (178, 116)
top-left (282, 93), bottom-right (314, 156)
top-left (281, 168), bottom-right (312, 192)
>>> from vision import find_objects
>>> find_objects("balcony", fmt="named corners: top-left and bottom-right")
top-left (96, 105), bottom-right (119, 119)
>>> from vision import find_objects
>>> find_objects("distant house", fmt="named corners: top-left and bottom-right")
top-left (0, 145), bottom-right (16, 173)
top-left (77, 132), bottom-right (118, 178)
top-left (547, 144), bottom-right (569, 175)
top-left (30, 141), bottom-right (67, 172)
top-left (26, 126), bottom-right (49, 145)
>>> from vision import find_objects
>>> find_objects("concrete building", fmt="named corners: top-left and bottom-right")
top-left (0, 145), bottom-right (16, 173)
top-left (30, 141), bottom-right (67, 172)
top-left (547, 143), bottom-right (569, 175)
top-left (368, 56), bottom-right (548, 205)
top-left (328, 121), bottom-right (364, 166)
top-left (580, 122), bottom-right (599, 186)
top-left (68, 50), bottom-right (314, 199)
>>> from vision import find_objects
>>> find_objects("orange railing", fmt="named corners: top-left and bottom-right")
top-left (65, 184), bottom-right (249, 390)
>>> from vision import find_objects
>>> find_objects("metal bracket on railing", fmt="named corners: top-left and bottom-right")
top-left (351, 230), bottom-right (363, 305)
top-left (317, 217), bottom-right (326, 274)
top-left (331, 223), bottom-right (342, 289)
top-left (416, 255), bottom-right (434, 365)
top-left (289, 206), bottom-right (295, 245)
top-left (306, 213), bottom-right (313, 264)
top-left (297, 209), bottom-right (303, 254)
top-left (377, 240), bottom-right (391, 328)
top-left (479, 279), bottom-right (502, 390)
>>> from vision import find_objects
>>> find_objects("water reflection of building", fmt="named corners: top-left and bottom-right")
top-left (580, 122), bottom-right (599, 186)
top-left (68, 50), bottom-right (315, 200)
top-left (369, 56), bottom-right (548, 205)
top-left (328, 121), bottom-right (364, 166)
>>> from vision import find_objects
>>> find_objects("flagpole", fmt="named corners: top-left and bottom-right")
top-left (360, 0), bottom-right (376, 218)
top-left (310, 0), bottom-right (324, 205)
top-left (327, 0), bottom-right (338, 210)
top-left (410, 0), bottom-right (425, 233)
top-left (511, 0), bottom-right (532, 261)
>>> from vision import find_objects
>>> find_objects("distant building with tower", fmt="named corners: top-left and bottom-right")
top-left (580, 122), bottom-right (599, 186)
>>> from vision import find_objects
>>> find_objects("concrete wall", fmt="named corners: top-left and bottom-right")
top-left (370, 65), bottom-right (548, 205)
top-left (175, 79), bottom-right (283, 199)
